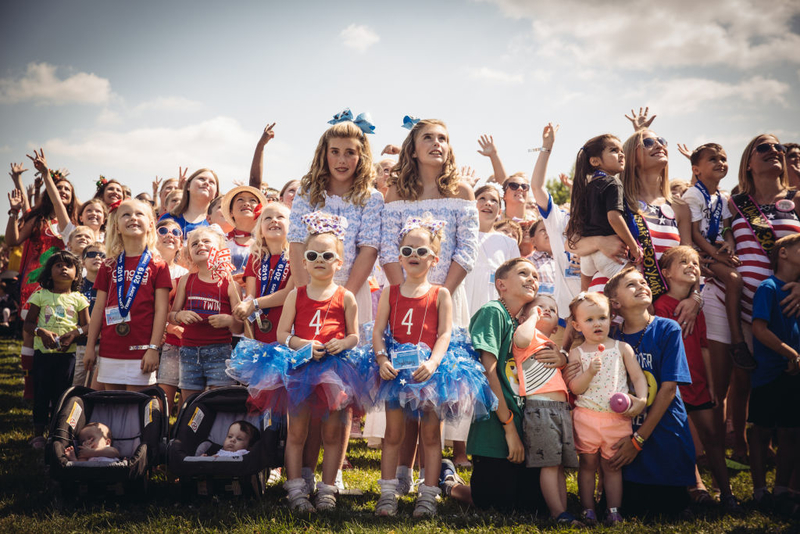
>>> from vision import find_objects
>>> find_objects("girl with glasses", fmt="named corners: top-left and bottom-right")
top-left (73, 242), bottom-right (106, 389)
top-left (370, 216), bottom-right (495, 518)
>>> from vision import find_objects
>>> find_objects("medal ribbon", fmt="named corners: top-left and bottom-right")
top-left (258, 252), bottom-right (289, 317)
top-left (626, 204), bottom-right (668, 299)
top-left (731, 194), bottom-right (777, 256)
top-left (116, 248), bottom-right (152, 320)
top-left (694, 181), bottom-right (723, 244)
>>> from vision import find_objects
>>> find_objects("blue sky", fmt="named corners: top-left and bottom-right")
top-left (2, 0), bottom-right (799, 205)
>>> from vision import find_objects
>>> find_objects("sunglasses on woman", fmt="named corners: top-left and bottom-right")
top-left (641, 137), bottom-right (668, 149)
top-left (400, 246), bottom-right (434, 258)
top-left (506, 182), bottom-right (530, 192)
top-left (754, 142), bottom-right (786, 154)
top-left (304, 250), bottom-right (339, 262)
top-left (83, 250), bottom-right (106, 259)
top-left (157, 226), bottom-right (182, 238)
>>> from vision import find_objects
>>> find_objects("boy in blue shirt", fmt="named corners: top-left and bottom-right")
top-left (749, 234), bottom-right (800, 513)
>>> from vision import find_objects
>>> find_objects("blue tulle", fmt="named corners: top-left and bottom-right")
top-left (360, 322), bottom-right (497, 422)
top-left (226, 337), bottom-right (291, 414)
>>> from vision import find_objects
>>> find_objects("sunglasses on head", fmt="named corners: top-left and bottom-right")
top-left (304, 250), bottom-right (339, 262)
top-left (506, 182), bottom-right (530, 192)
top-left (400, 246), bottom-right (434, 258)
top-left (642, 137), bottom-right (668, 149)
top-left (83, 250), bottom-right (106, 259)
top-left (158, 226), bottom-right (182, 238)
top-left (754, 142), bottom-right (786, 154)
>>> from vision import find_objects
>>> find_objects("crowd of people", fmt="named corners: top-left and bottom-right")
top-left (5, 106), bottom-right (800, 524)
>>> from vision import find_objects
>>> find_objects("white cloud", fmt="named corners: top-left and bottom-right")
top-left (0, 145), bottom-right (11, 154)
top-left (469, 67), bottom-right (523, 84)
top-left (0, 62), bottom-right (112, 105)
top-left (484, 0), bottom-right (800, 70)
top-left (641, 76), bottom-right (789, 114)
top-left (132, 96), bottom-right (203, 114)
top-left (340, 24), bottom-right (380, 52)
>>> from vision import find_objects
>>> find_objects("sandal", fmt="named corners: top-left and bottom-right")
top-left (730, 342), bottom-right (757, 370)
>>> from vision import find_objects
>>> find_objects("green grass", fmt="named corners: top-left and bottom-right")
top-left (0, 338), bottom-right (797, 533)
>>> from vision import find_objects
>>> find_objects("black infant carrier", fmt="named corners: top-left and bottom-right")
top-left (167, 386), bottom-right (286, 498)
top-left (45, 386), bottom-right (168, 500)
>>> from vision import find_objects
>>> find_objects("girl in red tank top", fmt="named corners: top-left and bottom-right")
top-left (372, 216), bottom-right (454, 517)
top-left (169, 227), bottom-right (243, 399)
top-left (276, 211), bottom-right (360, 512)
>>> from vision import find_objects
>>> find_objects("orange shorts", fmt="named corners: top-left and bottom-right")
top-left (572, 406), bottom-right (632, 460)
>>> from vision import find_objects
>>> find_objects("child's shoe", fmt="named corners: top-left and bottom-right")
top-left (581, 509), bottom-right (598, 526)
top-left (604, 507), bottom-right (623, 526)
top-left (267, 467), bottom-right (282, 485)
top-left (438, 459), bottom-right (465, 497)
top-left (413, 484), bottom-right (441, 518)
top-left (721, 494), bottom-right (742, 513)
top-left (375, 479), bottom-right (399, 517)
top-left (555, 512), bottom-right (584, 526)
top-left (301, 467), bottom-right (317, 495)
top-left (334, 469), bottom-right (346, 491)
top-left (396, 466), bottom-right (413, 495)
top-left (284, 478), bottom-right (315, 512)
top-left (315, 482), bottom-right (338, 511)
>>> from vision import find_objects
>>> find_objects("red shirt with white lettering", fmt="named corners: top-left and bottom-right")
top-left (244, 253), bottom-right (291, 344)
top-left (388, 285), bottom-right (439, 349)
top-left (94, 253), bottom-right (172, 360)
top-left (293, 286), bottom-right (345, 344)
top-left (180, 273), bottom-right (234, 347)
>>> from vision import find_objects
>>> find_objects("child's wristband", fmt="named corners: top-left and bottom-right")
top-left (499, 411), bottom-right (514, 426)
top-left (630, 437), bottom-right (642, 451)
top-left (720, 226), bottom-right (732, 236)
top-left (284, 334), bottom-right (293, 348)
top-left (633, 431), bottom-right (646, 445)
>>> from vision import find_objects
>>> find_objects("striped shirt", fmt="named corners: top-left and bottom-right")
top-left (708, 190), bottom-right (800, 323)
top-left (588, 202), bottom-right (681, 293)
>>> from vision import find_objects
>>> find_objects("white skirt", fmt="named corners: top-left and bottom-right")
top-left (96, 356), bottom-right (156, 387)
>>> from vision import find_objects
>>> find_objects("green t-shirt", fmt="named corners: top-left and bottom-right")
top-left (467, 300), bottom-right (524, 459)
top-left (28, 289), bottom-right (89, 353)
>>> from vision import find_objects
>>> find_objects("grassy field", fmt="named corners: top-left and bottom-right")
top-left (0, 337), bottom-right (798, 533)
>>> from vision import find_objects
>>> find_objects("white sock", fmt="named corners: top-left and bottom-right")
top-left (21, 346), bottom-right (34, 356)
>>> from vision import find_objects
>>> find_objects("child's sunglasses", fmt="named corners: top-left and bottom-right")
top-left (157, 226), bottom-right (182, 238)
top-left (754, 142), bottom-right (786, 154)
top-left (83, 250), bottom-right (106, 259)
top-left (505, 182), bottom-right (530, 192)
top-left (304, 250), bottom-right (339, 262)
top-left (641, 137), bottom-right (668, 149)
top-left (400, 246), bottom-right (434, 258)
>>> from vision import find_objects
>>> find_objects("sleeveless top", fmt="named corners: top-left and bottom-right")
top-left (574, 340), bottom-right (629, 413)
top-left (181, 273), bottom-right (233, 347)
top-left (588, 202), bottom-right (681, 293)
top-left (388, 285), bottom-right (440, 349)
top-left (293, 285), bottom-right (346, 344)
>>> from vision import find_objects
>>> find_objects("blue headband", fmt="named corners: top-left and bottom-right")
top-left (402, 115), bottom-right (421, 130)
top-left (328, 108), bottom-right (376, 135)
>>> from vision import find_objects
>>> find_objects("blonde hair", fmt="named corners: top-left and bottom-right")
top-left (737, 134), bottom-right (790, 197)
top-left (299, 122), bottom-right (375, 208)
top-left (622, 130), bottom-right (671, 214)
top-left (250, 203), bottom-right (290, 262)
top-left (105, 199), bottom-right (158, 260)
top-left (305, 231), bottom-right (344, 258)
top-left (568, 292), bottom-right (610, 320)
top-left (171, 169), bottom-right (220, 217)
top-left (389, 119), bottom-right (459, 201)
top-left (658, 245), bottom-right (700, 273)
top-left (400, 223), bottom-right (445, 255)
top-left (185, 226), bottom-right (226, 264)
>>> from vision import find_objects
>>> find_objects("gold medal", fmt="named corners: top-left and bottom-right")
top-left (257, 315), bottom-right (272, 333)
top-left (116, 322), bottom-right (130, 336)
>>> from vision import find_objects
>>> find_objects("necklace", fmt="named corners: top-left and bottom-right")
top-left (499, 297), bottom-right (518, 331)
top-left (621, 314), bottom-right (653, 354)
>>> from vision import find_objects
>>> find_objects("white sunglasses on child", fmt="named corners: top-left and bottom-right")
top-left (304, 250), bottom-right (340, 263)
top-left (400, 246), bottom-right (434, 258)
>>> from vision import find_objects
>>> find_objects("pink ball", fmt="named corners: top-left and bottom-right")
top-left (610, 392), bottom-right (631, 413)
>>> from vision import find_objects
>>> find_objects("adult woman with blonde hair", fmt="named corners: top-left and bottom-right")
top-left (159, 168), bottom-right (219, 238)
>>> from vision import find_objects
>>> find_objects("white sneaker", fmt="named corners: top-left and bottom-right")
top-left (315, 482), bottom-right (338, 511)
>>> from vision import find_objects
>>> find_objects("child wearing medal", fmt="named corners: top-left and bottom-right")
top-left (370, 216), bottom-right (496, 518)
top-left (233, 201), bottom-right (294, 342)
top-left (84, 199), bottom-right (172, 391)
top-left (169, 226), bottom-right (243, 400)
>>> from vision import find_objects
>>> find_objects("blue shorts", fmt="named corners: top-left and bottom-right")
top-left (179, 343), bottom-right (235, 390)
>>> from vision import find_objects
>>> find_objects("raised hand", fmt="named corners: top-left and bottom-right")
top-left (152, 176), bottom-right (162, 197)
top-left (178, 166), bottom-right (189, 188)
top-left (459, 165), bottom-right (478, 187)
top-left (477, 135), bottom-right (497, 158)
top-left (559, 172), bottom-right (573, 190)
top-left (26, 148), bottom-right (48, 174)
top-left (232, 178), bottom-right (245, 187)
top-left (259, 123), bottom-right (276, 144)
top-left (9, 162), bottom-right (28, 179)
top-left (542, 122), bottom-right (559, 150)
top-left (677, 143), bottom-right (692, 161)
top-left (8, 189), bottom-right (24, 212)
top-left (624, 107), bottom-right (656, 131)
top-left (381, 144), bottom-right (401, 156)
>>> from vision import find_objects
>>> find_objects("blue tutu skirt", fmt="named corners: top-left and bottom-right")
top-left (360, 323), bottom-right (497, 422)
top-left (226, 337), bottom-right (371, 418)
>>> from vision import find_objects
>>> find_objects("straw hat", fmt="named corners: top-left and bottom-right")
top-left (221, 185), bottom-right (268, 227)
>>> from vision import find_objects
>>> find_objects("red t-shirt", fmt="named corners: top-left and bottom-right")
top-left (244, 253), bottom-right (292, 344)
top-left (293, 286), bottom-right (346, 344)
top-left (180, 273), bottom-right (234, 347)
top-left (94, 253), bottom-right (172, 360)
top-left (653, 294), bottom-right (711, 407)
top-left (388, 285), bottom-right (439, 349)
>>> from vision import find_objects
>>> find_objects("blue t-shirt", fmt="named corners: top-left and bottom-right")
top-left (752, 275), bottom-right (800, 388)
top-left (615, 315), bottom-right (695, 486)
top-left (158, 212), bottom-right (209, 240)
top-left (78, 277), bottom-right (98, 347)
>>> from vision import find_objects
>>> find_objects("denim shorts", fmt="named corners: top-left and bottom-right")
top-left (157, 343), bottom-right (180, 387)
top-left (179, 343), bottom-right (235, 390)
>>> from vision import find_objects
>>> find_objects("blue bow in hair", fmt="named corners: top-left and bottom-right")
top-left (402, 115), bottom-right (421, 130)
top-left (328, 108), bottom-right (376, 135)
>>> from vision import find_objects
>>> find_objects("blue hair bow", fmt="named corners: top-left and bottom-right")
top-left (402, 115), bottom-right (421, 130)
top-left (328, 108), bottom-right (376, 135)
